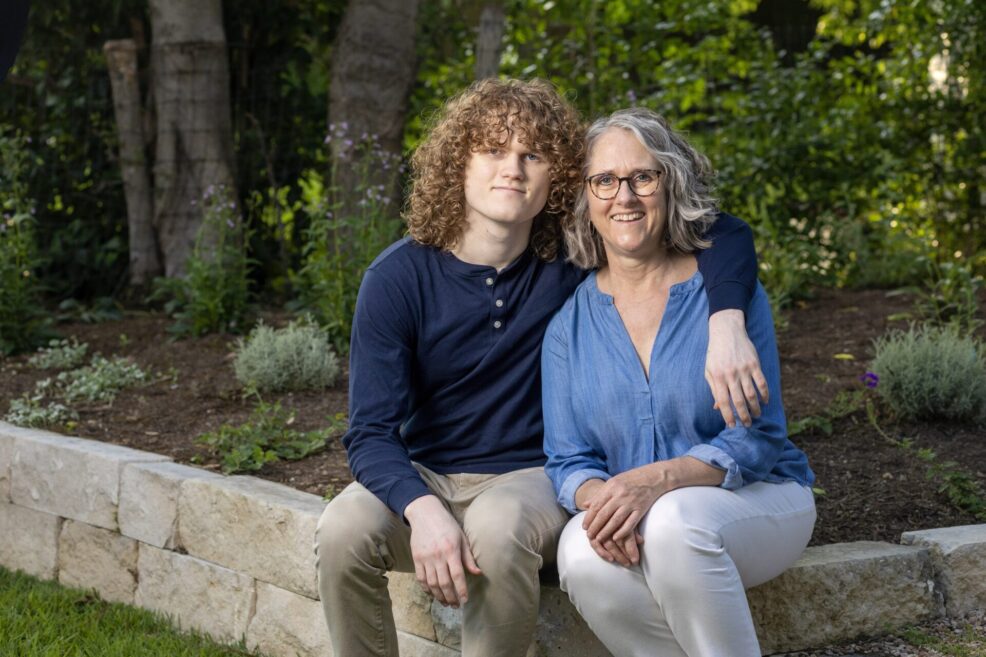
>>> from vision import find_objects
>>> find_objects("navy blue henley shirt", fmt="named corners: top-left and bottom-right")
top-left (342, 212), bottom-right (758, 517)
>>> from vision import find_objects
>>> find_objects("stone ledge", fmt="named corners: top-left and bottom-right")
top-left (3, 422), bottom-right (169, 530)
top-left (1, 421), bottom-right (983, 657)
top-left (902, 524), bottom-right (986, 617)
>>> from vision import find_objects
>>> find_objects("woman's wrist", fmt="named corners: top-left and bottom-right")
top-left (574, 478), bottom-right (605, 510)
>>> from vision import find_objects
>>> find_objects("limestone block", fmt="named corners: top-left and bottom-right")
top-left (0, 433), bottom-right (12, 503)
top-left (534, 585), bottom-right (611, 657)
top-left (178, 475), bottom-right (326, 598)
top-left (246, 581), bottom-right (332, 657)
top-left (398, 631), bottom-right (461, 657)
top-left (902, 524), bottom-right (986, 616)
top-left (423, 582), bottom-right (611, 656)
top-left (119, 461), bottom-right (224, 549)
top-left (0, 501), bottom-right (60, 579)
top-left (7, 425), bottom-right (169, 530)
top-left (136, 543), bottom-right (255, 643)
top-left (389, 571), bottom-right (437, 641)
top-left (748, 541), bottom-right (942, 654)
top-left (58, 519), bottom-right (138, 604)
top-left (430, 600), bottom-right (462, 649)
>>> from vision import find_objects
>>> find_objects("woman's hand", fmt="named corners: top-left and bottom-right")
top-left (575, 459), bottom-right (726, 566)
top-left (706, 309), bottom-right (769, 428)
top-left (579, 467), bottom-right (668, 566)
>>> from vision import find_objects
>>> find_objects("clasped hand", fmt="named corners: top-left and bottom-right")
top-left (404, 495), bottom-right (482, 608)
top-left (579, 468), bottom-right (666, 567)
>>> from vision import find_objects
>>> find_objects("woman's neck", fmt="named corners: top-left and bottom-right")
top-left (597, 250), bottom-right (695, 299)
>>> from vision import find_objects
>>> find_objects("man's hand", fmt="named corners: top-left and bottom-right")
top-left (404, 495), bottom-right (482, 608)
top-left (706, 308), bottom-right (768, 428)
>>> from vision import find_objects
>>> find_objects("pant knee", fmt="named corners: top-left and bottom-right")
top-left (556, 520), bottom-right (611, 595)
top-left (315, 488), bottom-right (395, 577)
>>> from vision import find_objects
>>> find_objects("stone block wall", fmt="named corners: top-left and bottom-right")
top-left (1, 421), bottom-right (984, 656)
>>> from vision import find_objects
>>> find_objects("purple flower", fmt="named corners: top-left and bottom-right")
top-left (226, 219), bottom-right (235, 229)
top-left (859, 372), bottom-right (879, 389)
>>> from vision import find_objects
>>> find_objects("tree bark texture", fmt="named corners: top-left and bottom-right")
top-left (149, 0), bottom-right (237, 276)
top-left (474, 3), bottom-right (505, 80)
top-left (104, 39), bottom-right (161, 287)
top-left (328, 0), bottom-right (420, 209)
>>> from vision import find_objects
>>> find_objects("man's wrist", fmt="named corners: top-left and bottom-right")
top-left (709, 307), bottom-right (745, 325)
top-left (403, 494), bottom-right (444, 525)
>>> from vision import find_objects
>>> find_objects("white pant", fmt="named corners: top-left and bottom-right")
top-left (557, 481), bottom-right (816, 657)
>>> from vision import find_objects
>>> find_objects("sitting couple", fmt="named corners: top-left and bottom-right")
top-left (315, 78), bottom-right (816, 657)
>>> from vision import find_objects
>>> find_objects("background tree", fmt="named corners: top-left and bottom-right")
top-left (327, 0), bottom-right (420, 210)
top-left (149, 0), bottom-right (238, 277)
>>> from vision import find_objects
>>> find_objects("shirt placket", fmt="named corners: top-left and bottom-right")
top-left (485, 273), bottom-right (507, 343)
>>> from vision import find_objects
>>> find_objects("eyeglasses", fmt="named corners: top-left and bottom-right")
top-left (585, 169), bottom-right (663, 200)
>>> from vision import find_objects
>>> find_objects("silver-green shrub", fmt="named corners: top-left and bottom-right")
top-left (58, 355), bottom-right (149, 402)
top-left (28, 338), bottom-right (89, 370)
top-left (871, 325), bottom-right (986, 423)
top-left (5, 392), bottom-right (78, 428)
top-left (233, 318), bottom-right (340, 393)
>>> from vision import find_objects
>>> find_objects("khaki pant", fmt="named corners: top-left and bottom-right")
top-left (314, 464), bottom-right (569, 657)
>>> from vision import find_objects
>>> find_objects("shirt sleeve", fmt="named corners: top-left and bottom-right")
top-left (342, 267), bottom-right (432, 519)
top-left (541, 317), bottom-right (612, 514)
top-left (695, 212), bottom-right (758, 316)
top-left (684, 285), bottom-right (788, 487)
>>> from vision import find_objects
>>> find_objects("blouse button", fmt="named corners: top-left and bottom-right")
top-left (493, 320), bottom-right (502, 329)
top-left (495, 299), bottom-right (504, 307)
top-left (485, 277), bottom-right (494, 286)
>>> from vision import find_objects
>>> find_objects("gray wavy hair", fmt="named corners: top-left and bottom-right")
top-left (564, 107), bottom-right (718, 269)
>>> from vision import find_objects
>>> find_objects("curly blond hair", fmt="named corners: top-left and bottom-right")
top-left (405, 78), bottom-right (584, 261)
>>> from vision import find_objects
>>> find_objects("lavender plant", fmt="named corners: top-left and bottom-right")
top-left (292, 126), bottom-right (405, 352)
top-left (151, 185), bottom-right (252, 336)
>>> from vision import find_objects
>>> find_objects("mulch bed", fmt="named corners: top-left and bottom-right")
top-left (1, 287), bottom-right (984, 547)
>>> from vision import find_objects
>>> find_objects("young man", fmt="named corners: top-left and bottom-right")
top-left (314, 78), bottom-right (765, 657)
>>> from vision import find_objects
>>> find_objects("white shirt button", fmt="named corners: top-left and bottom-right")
top-left (495, 299), bottom-right (504, 307)
top-left (493, 320), bottom-right (502, 329)
top-left (485, 277), bottom-right (494, 286)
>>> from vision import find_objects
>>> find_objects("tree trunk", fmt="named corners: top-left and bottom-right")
top-left (328, 0), bottom-right (420, 210)
top-left (149, 0), bottom-right (237, 276)
top-left (104, 39), bottom-right (161, 287)
top-left (474, 3), bottom-right (505, 80)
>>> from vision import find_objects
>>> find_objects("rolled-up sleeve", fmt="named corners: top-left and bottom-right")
top-left (541, 318), bottom-right (611, 514)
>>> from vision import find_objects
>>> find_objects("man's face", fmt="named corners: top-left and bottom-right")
top-left (462, 131), bottom-right (552, 230)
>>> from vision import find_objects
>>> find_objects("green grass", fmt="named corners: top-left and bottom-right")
top-left (0, 566), bottom-right (264, 657)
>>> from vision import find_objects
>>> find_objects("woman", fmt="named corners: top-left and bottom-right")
top-left (542, 108), bottom-right (816, 657)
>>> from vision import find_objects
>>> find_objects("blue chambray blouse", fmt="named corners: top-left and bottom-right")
top-left (542, 269), bottom-right (814, 514)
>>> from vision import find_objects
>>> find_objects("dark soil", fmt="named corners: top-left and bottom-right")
top-left (1, 288), bottom-right (984, 547)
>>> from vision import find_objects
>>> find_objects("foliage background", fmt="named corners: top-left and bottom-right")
top-left (1, 0), bottom-right (983, 326)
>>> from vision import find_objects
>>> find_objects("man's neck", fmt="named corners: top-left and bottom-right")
top-left (451, 218), bottom-right (533, 271)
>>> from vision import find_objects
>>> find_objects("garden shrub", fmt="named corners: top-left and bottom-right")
top-left (290, 129), bottom-right (405, 352)
top-left (151, 185), bottom-right (251, 337)
top-left (4, 392), bottom-right (77, 428)
top-left (58, 355), bottom-right (149, 403)
top-left (197, 401), bottom-right (347, 474)
top-left (912, 261), bottom-right (982, 336)
top-left (28, 338), bottom-right (89, 370)
top-left (871, 325), bottom-right (986, 423)
top-left (233, 317), bottom-right (340, 393)
top-left (0, 130), bottom-right (50, 355)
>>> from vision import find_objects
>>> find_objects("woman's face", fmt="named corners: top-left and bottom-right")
top-left (586, 128), bottom-right (667, 263)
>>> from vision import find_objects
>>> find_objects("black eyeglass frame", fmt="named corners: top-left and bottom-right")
top-left (584, 169), bottom-right (663, 200)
